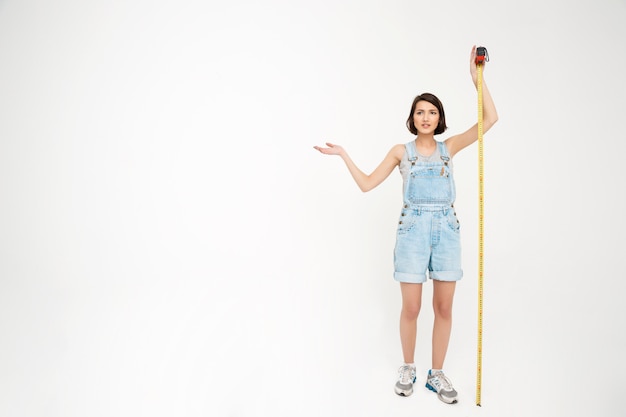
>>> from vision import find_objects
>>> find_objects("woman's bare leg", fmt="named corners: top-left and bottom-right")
top-left (431, 280), bottom-right (456, 369)
top-left (399, 282), bottom-right (423, 364)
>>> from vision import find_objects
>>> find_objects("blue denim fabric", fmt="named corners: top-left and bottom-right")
top-left (393, 141), bottom-right (463, 283)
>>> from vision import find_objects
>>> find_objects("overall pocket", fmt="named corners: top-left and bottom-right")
top-left (445, 209), bottom-right (461, 233)
top-left (407, 165), bottom-right (452, 204)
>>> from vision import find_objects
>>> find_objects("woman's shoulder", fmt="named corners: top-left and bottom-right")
top-left (389, 143), bottom-right (407, 161)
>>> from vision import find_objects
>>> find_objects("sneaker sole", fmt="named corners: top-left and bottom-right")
top-left (425, 382), bottom-right (458, 404)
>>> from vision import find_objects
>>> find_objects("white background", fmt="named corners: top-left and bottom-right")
top-left (1, 1), bottom-right (625, 416)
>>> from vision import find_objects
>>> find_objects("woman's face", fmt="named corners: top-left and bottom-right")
top-left (413, 101), bottom-right (440, 135)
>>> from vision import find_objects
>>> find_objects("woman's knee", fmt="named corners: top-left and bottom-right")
top-left (433, 301), bottom-right (453, 320)
top-left (401, 302), bottom-right (421, 320)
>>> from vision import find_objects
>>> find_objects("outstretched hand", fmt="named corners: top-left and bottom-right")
top-left (313, 142), bottom-right (345, 156)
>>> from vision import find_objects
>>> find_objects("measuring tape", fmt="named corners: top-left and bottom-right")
top-left (475, 45), bottom-right (488, 407)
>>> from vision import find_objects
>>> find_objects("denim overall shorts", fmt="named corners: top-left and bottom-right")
top-left (393, 140), bottom-right (463, 283)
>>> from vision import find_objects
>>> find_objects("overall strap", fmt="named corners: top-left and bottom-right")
top-left (438, 140), bottom-right (450, 163)
top-left (405, 140), bottom-right (418, 164)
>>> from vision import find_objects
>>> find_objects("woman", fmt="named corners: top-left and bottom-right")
top-left (313, 45), bottom-right (498, 404)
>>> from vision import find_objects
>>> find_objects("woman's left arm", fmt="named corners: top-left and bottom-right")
top-left (446, 45), bottom-right (499, 158)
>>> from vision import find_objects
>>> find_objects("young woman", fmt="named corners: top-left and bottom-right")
top-left (313, 46), bottom-right (498, 404)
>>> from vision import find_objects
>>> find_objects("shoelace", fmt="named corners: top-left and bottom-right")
top-left (431, 371), bottom-right (453, 391)
top-left (398, 365), bottom-right (415, 384)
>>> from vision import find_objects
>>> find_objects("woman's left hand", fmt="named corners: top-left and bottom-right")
top-left (470, 45), bottom-right (478, 84)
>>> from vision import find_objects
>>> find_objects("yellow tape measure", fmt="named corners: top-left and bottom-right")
top-left (475, 46), bottom-right (488, 407)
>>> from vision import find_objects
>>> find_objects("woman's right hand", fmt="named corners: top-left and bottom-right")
top-left (313, 142), bottom-right (345, 156)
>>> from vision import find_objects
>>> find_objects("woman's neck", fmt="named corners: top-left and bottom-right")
top-left (414, 135), bottom-right (437, 156)
top-left (415, 134), bottom-right (435, 143)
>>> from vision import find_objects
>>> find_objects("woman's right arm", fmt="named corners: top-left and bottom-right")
top-left (313, 142), bottom-right (404, 192)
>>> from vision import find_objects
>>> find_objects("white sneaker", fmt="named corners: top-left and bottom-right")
top-left (394, 365), bottom-right (416, 397)
top-left (425, 369), bottom-right (458, 404)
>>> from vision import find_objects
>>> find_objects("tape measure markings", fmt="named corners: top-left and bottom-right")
top-left (475, 46), bottom-right (487, 407)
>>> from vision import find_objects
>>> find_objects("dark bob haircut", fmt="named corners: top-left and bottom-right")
top-left (406, 93), bottom-right (447, 135)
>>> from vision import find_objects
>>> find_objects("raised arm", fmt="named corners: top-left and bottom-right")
top-left (445, 45), bottom-right (499, 158)
top-left (313, 142), bottom-right (404, 192)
